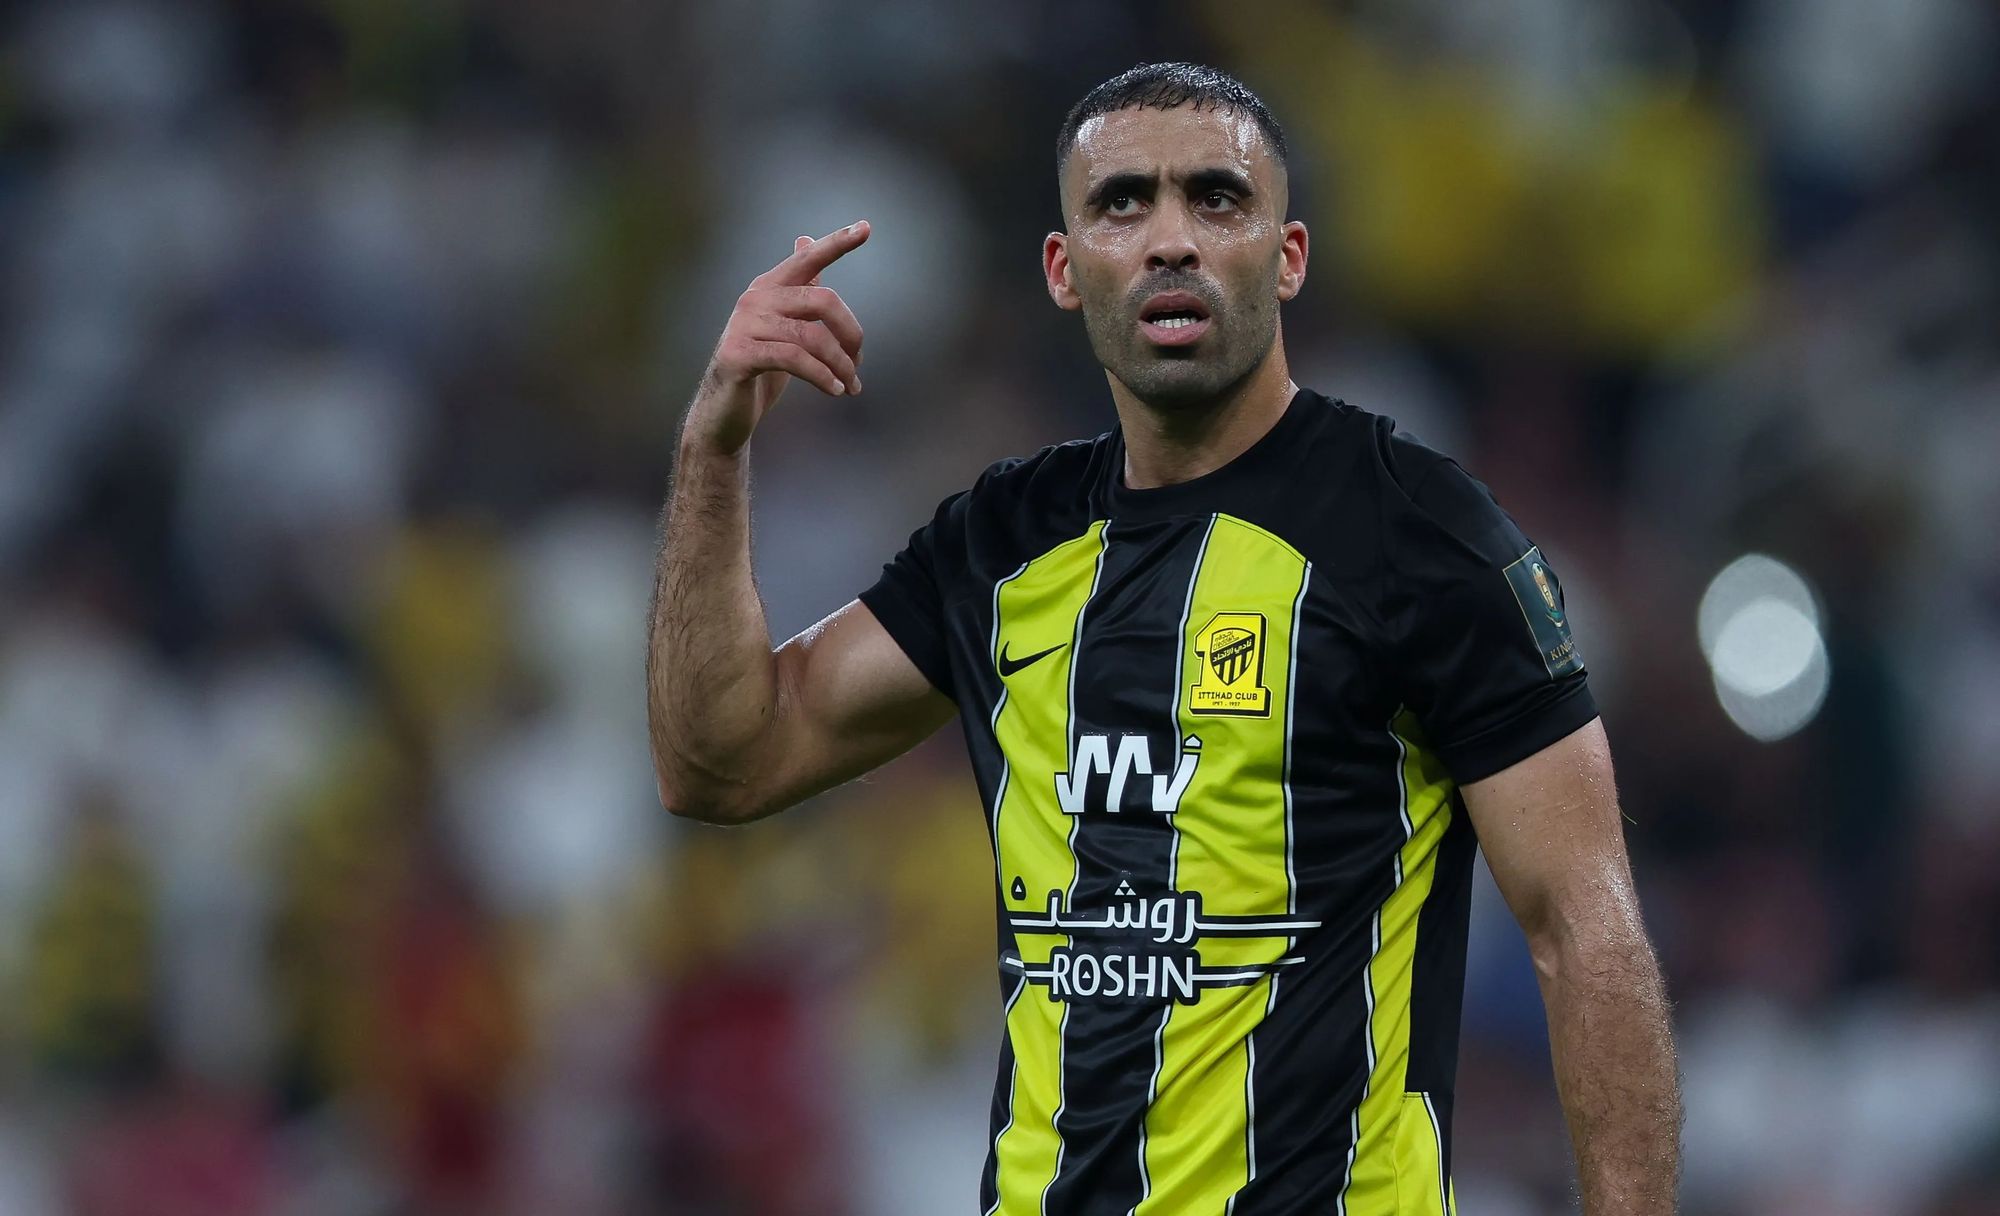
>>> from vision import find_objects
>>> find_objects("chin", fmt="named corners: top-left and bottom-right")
top-left (1120, 356), bottom-right (1244, 412)
top-left (1136, 382), bottom-right (1226, 413)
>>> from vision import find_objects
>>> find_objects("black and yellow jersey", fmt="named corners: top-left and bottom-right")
top-left (858, 388), bottom-right (1594, 1216)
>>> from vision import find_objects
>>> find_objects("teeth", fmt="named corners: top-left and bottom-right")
top-left (1154, 315), bottom-right (1199, 330)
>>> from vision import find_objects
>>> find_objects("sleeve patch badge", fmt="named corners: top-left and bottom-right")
top-left (1503, 547), bottom-right (1584, 678)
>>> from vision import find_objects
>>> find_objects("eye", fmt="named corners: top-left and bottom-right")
top-left (1197, 190), bottom-right (1238, 211)
top-left (1105, 192), bottom-right (1142, 215)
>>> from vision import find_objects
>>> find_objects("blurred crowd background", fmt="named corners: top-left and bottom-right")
top-left (1, 1), bottom-right (1997, 1213)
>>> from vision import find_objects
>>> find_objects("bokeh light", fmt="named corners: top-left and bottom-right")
top-left (1698, 553), bottom-right (1831, 741)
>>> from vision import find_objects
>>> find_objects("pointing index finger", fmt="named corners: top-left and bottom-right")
top-left (767, 220), bottom-right (870, 287)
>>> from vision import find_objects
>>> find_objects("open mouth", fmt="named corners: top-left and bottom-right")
top-left (1138, 292), bottom-right (1213, 347)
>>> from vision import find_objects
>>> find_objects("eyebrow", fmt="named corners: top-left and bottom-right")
top-left (1082, 166), bottom-right (1257, 211)
top-left (1185, 167), bottom-right (1256, 199)
top-left (1081, 171), bottom-right (1153, 212)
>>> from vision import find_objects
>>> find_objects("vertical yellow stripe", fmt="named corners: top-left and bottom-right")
top-left (1428, 1093), bottom-right (1454, 1215)
top-left (1339, 710), bottom-right (1455, 1215)
top-left (1136, 515), bottom-right (1306, 1213)
top-left (991, 522), bottom-right (1106, 1216)
top-left (1392, 1094), bottom-right (1449, 1216)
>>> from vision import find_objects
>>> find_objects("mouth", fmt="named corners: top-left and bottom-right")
top-left (1138, 291), bottom-right (1213, 347)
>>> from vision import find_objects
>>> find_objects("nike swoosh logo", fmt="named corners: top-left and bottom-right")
top-left (997, 641), bottom-right (1067, 677)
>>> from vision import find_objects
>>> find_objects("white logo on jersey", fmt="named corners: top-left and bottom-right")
top-left (1053, 733), bottom-right (1201, 815)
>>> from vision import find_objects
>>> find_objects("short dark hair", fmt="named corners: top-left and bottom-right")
top-left (1055, 61), bottom-right (1289, 175)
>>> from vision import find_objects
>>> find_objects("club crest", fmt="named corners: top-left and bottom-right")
top-left (1189, 611), bottom-right (1272, 716)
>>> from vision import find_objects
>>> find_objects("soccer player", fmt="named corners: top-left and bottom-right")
top-left (648, 61), bottom-right (1680, 1216)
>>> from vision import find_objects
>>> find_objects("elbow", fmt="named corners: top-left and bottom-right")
top-left (648, 704), bottom-right (790, 825)
top-left (648, 717), bottom-right (742, 823)
top-left (652, 761), bottom-right (760, 826)
top-left (1524, 924), bottom-right (1567, 985)
top-left (1512, 891), bottom-right (1567, 982)
top-left (1520, 902), bottom-right (1658, 989)
top-left (658, 788), bottom-right (729, 826)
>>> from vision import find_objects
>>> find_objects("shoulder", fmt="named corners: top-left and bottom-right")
top-left (940, 431), bottom-right (1109, 547)
top-left (1255, 393), bottom-right (1491, 564)
top-left (1269, 391), bottom-right (1463, 500)
top-left (1311, 395), bottom-right (1471, 511)
top-left (1322, 397), bottom-right (1521, 562)
top-left (1267, 395), bottom-right (1544, 654)
top-left (910, 430), bottom-right (1110, 584)
top-left (961, 433), bottom-right (1107, 513)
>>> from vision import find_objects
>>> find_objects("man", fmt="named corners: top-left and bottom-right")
top-left (648, 61), bottom-right (1680, 1216)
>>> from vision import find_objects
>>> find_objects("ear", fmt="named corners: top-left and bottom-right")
top-left (1275, 220), bottom-right (1308, 302)
top-left (1044, 232), bottom-right (1082, 311)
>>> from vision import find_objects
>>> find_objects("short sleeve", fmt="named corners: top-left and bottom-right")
top-left (857, 490), bottom-right (965, 700)
top-left (1385, 454), bottom-right (1597, 784)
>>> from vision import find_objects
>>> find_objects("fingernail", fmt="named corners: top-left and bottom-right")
top-left (847, 221), bottom-right (863, 234)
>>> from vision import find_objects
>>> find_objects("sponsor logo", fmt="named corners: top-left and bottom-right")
top-left (1054, 732), bottom-right (1202, 816)
top-left (997, 640), bottom-right (1066, 677)
top-left (1189, 611), bottom-right (1272, 716)
top-left (1043, 946), bottom-right (1200, 1003)
top-left (1002, 881), bottom-right (1319, 1006)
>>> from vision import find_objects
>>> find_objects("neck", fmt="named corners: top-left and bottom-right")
top-left (1111, 339), bottom-right (1298, 491)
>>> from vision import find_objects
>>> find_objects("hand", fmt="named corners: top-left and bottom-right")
top-left (688, 220), bottom-right (870, 455)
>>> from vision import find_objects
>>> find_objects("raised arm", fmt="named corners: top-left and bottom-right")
top-left (1459, 718), bottom-right (1682, 1214)
top-left (648, 222), bottom-right (955, 824)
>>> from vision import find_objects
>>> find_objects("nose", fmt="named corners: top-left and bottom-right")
top-left (1144, 203), bottom-right (1200, 271)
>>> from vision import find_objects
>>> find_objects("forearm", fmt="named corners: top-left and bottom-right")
top-left (647, 223), bottom-right (870, 817)
top-left (1532, 918), bottom-right (1682, 1215)
top-left (646, 426), bottom-right (781, 814)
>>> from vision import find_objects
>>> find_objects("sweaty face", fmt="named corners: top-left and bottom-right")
top-left (1057, 105), bottom-right (1291, 411)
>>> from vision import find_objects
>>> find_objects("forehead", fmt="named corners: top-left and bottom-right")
top-left (1064, 105), bottom-right (1276, 194)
